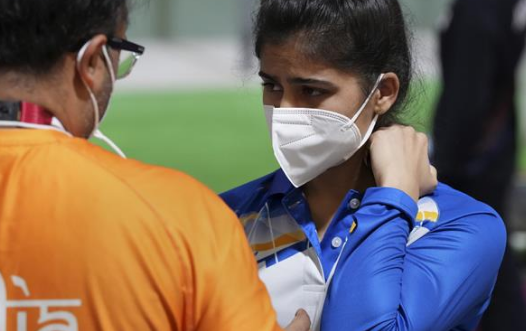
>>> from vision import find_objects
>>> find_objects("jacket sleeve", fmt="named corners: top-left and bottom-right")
top-left (322, 187), bottom-right (506, 331)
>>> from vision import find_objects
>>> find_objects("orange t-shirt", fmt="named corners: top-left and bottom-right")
top-left (0, 129), bottom-right (280, 331)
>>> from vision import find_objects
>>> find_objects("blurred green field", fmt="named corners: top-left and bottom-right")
top-left (99, 88), bottom-right (279, 193)
top-left (99, 83), bottom-right (525, 193)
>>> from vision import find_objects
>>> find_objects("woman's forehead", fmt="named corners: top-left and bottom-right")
top-left (260, 43), bottom-right (358, 83)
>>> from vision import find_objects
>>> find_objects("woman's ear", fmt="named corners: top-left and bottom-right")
top-left (374, 72), bottom-right (400, 115)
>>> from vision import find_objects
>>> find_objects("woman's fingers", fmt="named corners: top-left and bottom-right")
top-left (284, 309), bottom-right (311, 331)
top-left (421, 165), bottom-right (439, 197)
top-left (369, 125), bottom-right (437, 201)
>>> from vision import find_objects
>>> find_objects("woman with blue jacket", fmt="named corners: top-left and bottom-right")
top-left (221, 0), bottom-right (506, 330)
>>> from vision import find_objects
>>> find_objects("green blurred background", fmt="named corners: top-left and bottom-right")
top-left (99, 0), bottom-right (526, 201)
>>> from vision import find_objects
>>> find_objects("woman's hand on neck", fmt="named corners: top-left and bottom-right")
top-left (302, 148), bottom-right (376, 239)
top-left (369, 126), bottom-right (437, 202)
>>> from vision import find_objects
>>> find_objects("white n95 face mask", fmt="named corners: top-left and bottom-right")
top-left (264, 74), bottom-right (384, 188)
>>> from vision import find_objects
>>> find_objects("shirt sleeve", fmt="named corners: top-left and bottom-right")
top-left (322, 187), bottom-right (506, 331)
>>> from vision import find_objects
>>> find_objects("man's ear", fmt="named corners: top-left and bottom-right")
top-left (76, 35), bottom-right (108, 91)
top-left (373, 72), bottom-right (400, 115)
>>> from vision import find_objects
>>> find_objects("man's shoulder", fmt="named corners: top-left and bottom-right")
top-left (59, 138), bottom-right (213, 198)
top-left (39, 137), bottom-right (231, 233)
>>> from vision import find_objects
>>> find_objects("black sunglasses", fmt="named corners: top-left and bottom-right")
top-left (106, 37), bottom-right (145, 79)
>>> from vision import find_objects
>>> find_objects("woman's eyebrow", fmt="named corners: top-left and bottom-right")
top-left (288, 77), bottom-right (337, 88)
top-left (259, 71), bottom-right (337, 89)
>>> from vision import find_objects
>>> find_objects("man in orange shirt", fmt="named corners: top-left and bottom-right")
top-left (0, 0), bottom-right (309, 330)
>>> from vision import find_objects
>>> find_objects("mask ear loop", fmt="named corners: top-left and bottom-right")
top-left (343, 74), bottom-right (385, 130)
top-left (357, 74), bottom-right (385, 150)
top-left (101, 46), bottom-right (116, 84)
top-left (93, 130), bottom-right (126, 158)
top-left (76, 40), bottom-right (101, 138)
top-left (96, 46), bottom-right (127, 158)
top-left (342, 74), bottom-right (385, 165)
top-left (358, 114), bottom-right (379, 149)
top-left (75, 41), bottom-right (126, 158)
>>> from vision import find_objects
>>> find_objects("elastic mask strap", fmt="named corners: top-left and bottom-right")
top-left (95, 46), bottom-right (124, 157)
top-left (76, 41), bottom-right (100, 138)
top-left (99, 46), bottom-right (116, 124)
top-left (358, 114), bottom-right (379, 149)
top-left (101, 46), bottom-right (116, 84)
top-left (93, 130), bottom-right (126, 158)
top-left (348, 74), bottom-right (385, 124)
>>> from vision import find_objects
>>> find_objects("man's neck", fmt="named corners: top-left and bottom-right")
top-left (0, 72), bottom-right (52, 109)
top-left (0, 71), bottom-right (81, 136)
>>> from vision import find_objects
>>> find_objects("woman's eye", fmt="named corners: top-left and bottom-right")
top-left (262, 82), bottom-right (283, 92)
top-left (302, 87), bottom-right (324, 97)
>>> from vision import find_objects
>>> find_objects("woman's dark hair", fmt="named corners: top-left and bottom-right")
top-left (254, 0), bottom-right (413, 126)
top-left (0, 0), bottom-right (129, 75)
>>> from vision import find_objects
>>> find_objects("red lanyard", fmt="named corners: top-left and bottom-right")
top-left (19, 102), bottom-right (52, 125)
